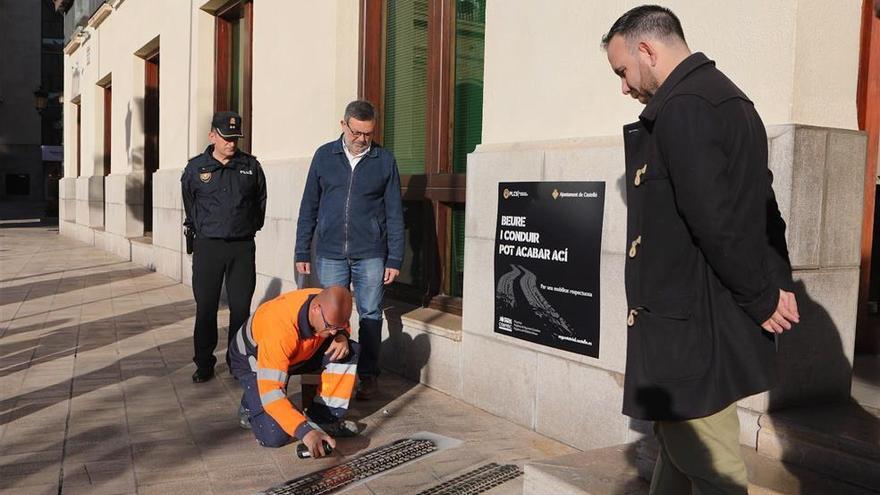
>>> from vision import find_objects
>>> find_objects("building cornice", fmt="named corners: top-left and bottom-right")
top-left (87, 3), bottom-right (113, 29)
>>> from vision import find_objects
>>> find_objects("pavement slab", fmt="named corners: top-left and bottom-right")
top-left (0, 226), bottom-right (577, 494)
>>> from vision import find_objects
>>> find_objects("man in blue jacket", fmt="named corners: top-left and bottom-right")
top-left (295, 100), bottom-right (404, 400)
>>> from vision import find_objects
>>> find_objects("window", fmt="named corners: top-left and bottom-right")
top-left (361, 0), bottom-right (487, 313)
top-left (102, 81), bottom-right (111, 227)
top-left (144, 51), bottom-right (159, 235)
top-left (102, 82), bottom-right (112, 176)
top-left (214, 0), bottom-right (253, 152)
top-left (382, 0), bottom-right (428, 175)
top-left (73, 97), bottom-right (81, 177)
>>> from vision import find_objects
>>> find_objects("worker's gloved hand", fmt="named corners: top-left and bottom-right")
top-left (303, 430), bottom-right (336, 458)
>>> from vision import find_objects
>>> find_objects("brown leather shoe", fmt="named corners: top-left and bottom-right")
top-left (355, 375), bottom-right (378, 400)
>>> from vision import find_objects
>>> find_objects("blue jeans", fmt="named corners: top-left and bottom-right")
top-left (316, 257), bottom-right (384, 377)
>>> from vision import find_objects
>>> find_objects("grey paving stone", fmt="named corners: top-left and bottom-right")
top-left (0, 484), bottom-right (59, 495)
top-left (1, 226), bottom-right (579, 494)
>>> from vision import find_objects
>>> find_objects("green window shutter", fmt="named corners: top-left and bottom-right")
top-left (451, 0), bottom-right (486, 174)
top-left (384, 0), bottom-right (429, 175)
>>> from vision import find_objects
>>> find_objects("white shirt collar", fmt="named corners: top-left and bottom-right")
top-left (342, 138), bottom-right (369, 159)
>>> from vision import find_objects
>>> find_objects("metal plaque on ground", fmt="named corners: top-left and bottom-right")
top-left (257, 432), bottom-right (461, 495)
top-left (416, 463), bottom-right (523, 495)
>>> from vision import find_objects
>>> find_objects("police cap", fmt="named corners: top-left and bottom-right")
top-left (212, 111), bottom-right (244, 139)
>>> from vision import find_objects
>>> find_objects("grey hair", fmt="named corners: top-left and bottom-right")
top-left (343, 100), bottom-right (376, 122)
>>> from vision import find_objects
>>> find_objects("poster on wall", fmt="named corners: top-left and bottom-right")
top-left (494, 181), bottom-right (605, 357)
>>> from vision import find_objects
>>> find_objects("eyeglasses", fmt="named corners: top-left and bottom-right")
top-left (344, 121), bottom-right (374, 140)
top-left (319, 306), bottom-right (348, 333)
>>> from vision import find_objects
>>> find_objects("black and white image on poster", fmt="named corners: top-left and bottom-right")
top-left (494, 182), bottom-right (605, 357)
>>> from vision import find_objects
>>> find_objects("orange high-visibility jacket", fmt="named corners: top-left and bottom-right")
top-left (246, 288), bottom-right (327, 437)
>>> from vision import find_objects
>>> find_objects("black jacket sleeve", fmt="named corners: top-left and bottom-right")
top-left (254, 161), bottom-right (267, 232)
top-left (656, 95), bottom-right (780, 325)
top-left (181, 166), bottom-right (196, 231)
top-left (765, 170), bottom-right (794, 292)
top-left (384, 159), bottom-right (405, 270)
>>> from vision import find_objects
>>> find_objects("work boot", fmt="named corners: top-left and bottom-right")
top-left (306, 408), bottom-right (360, 438)
top-left (238, 405), bottom-right (251, 430)
top-left (355, 375), bottom-right (378, 400)
top-left (192, 367), bottom-right (215, 383)
top-left (316, 418), bottom-right (360, 438)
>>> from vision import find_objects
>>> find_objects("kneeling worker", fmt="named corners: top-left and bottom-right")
top-left (230, 286), bottom-right (360, 457)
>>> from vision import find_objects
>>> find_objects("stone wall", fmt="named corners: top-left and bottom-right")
top-left (385, 125), bottom-right (866, 452)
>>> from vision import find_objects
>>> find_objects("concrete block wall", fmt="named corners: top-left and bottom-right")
top-left (59, 170), bottom-right (147, 267)
top-left (103, 171), bottom-right (145, 261)
top-left (86, 175), bottom-right (105, 229)
top-left (250, 158), bottom-right (313, 306)
top-left (130, 239), bottom-right (156, 271)
top-left (457, 137), bottom-right (634, 451)
top-left (151, 168), bottom-right (184, 281)
top-left (760, 126), bottom-right (866, 410)
top-left (378, 306), bottom-right (461, 398)
top-left (59, 177), bottom-right (76, 223)
top-left (74, 176), bottom-right (91, 228)
top-left (381, 125), bottom-right (867, 454)
top-left (104, 173), bottom-right (130, 237)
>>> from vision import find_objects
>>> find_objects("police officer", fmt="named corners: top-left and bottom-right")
top-left (182, 111), bottom-right (267, 383)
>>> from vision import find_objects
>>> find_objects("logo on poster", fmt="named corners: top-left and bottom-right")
top-left (502, 188), bottom-right (528, 199)
top-left (498, 316), bottom-right (512, 331)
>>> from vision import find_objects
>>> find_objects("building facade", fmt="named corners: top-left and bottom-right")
top-left (0, 0), bottom-right (64, 205)
top-left (58, 0), bottom-right (874, 467)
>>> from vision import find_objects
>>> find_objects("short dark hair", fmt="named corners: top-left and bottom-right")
top-left (601, 5), bottom-right (686, 49)
top-left (344, 100), bottom-right (375, 122)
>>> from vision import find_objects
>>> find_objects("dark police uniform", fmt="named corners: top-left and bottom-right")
top-left (181, 112), bottom-right (267, 380)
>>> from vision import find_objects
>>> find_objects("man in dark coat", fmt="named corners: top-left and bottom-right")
top-left (602, 5), bottom-right (800, 494)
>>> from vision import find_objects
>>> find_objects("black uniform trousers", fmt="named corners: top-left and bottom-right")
top-left (192, 238), bottom-right (256, 370)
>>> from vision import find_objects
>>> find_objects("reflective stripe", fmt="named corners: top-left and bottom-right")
top-left (257, 368), bottom-right (288, 383)
top-left (236, 328), bottom-right (247, 354)
top-left (320, 373), bottom-right (357, 396)
top-left (248, 355), bottom-right (258, 372)
top-left (244, 316), bottom-right (257, 347)
top-left (324, 362), bottom-right (357, 376)
top-left (260, 389), bottom-right (286, 405)
top-left (313, 395), bottom-right (350, 409)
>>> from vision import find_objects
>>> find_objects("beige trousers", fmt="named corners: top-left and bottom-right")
top-left (650, 403), bottom-right (749, 495)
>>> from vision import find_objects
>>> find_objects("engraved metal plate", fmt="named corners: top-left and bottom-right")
top-left (258, 438), bottom-right (437, 495)
top-left (416, 463), bottom-right (524, 495)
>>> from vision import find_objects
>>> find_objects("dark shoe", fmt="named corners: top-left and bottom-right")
top-left (238, 405), bottom-right (252, 430)
top-left (192, 367), bottom-right (215, 383)
top-left (315, 418), bottom-right (360, 438)
top-left (355, 375), bottom-right (378, 400)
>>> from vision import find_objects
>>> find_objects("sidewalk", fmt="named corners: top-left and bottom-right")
top-left (0, 226), bottom-right (577, 495)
